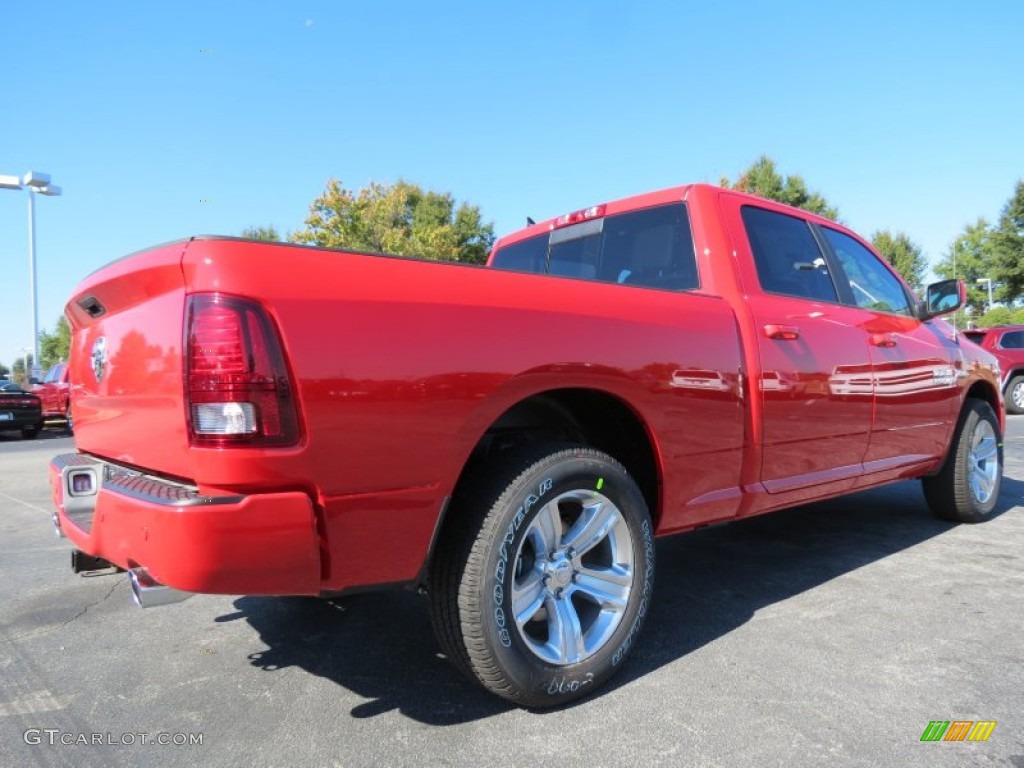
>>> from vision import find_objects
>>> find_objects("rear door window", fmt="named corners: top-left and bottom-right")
top-left (489, 203), bottom-right (698, 291)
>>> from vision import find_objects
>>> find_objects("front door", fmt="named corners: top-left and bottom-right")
top-left (816, 226), bottom-right (960, 467)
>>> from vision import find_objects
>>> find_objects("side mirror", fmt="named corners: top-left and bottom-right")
top-left (29, 377), bottom-right (40, 385)
top-left (918, 278), bottom-right (965, 319)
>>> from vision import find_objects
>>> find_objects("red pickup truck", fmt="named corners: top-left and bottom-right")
top-left (33, 362), bottom-right (73, 431)
top-left (962, 325), bottom-right (1024, 414)
top-left (50, 183), bottom-right (1003, 707)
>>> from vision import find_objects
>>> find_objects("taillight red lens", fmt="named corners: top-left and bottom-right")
top-left (185, 293), bottom-right (300, 446)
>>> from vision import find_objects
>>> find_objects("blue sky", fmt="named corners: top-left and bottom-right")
top-left (2, 0), bottom-right (1022, 370)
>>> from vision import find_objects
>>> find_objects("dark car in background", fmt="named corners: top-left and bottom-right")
top-left (0, 381), bottom-right (44, 439)
top-left (963, 325), bottom-right (1024, 414)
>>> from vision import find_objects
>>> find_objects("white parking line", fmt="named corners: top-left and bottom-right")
top-left (0, 689), bottom-right (70, 717)
top-left (0, 490), bottom-right (52, 515)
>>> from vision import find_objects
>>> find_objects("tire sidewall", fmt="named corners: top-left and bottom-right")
top-left (957, 402), bottom-right (1002, 518)
top-left (474, 451), bottom-right (654, 706)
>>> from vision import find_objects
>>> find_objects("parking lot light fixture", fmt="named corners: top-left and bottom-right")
top-left (23, 171), bottom-right (51, 188)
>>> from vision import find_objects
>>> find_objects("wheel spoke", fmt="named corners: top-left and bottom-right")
top-left (530, 499), bottom-right (563, 555)
top-left (511, 569), bottom-right (546, 626)
top-left (573, 565), bottom-right (632, 611)
top-left (971, 436), bottom-right (997, 464)
top-left (562, 500), bottom-right (618, 556)
top-left (1013, 383), bottom-right (1024, 408)
top-left (506, 482), bottom-right (641, 667)
top-left (547, 595), bottom-right (585, 664)
top-left (971, 468), bottom-right (993, 497)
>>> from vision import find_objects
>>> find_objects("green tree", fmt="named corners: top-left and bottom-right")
top-left (933, 218), bottom-right (996, 314)
top-left (39, 316), bottom-right (71, 371)
top-left (991, 179), bottom-right (1024, 303)
top-left (720, 155), bottom-right (840, 220)
top-left (293, 179), bottom-right (495, 264)
top-left (976, 305), bottom-right (1024, 327)
top-left (870, 230), bottom-right (927, 291)
top-left (240, 225), bottom-right (281, 242)
top-left (0, 362), bottom-right (9, 379)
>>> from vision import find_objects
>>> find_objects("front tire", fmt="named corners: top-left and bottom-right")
top-left (1007, 375), bottom-right (1024, 415)
top-left (429, 445), bottom-right (655, 707)
top-left (922, 399), bottom-right (1002, 522)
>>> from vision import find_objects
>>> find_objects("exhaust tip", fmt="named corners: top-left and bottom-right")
top-left (128, 567), bottom-right (194, 609)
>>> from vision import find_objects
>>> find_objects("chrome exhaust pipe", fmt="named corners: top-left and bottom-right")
top-left (128, 567), bottom-right (194, 608)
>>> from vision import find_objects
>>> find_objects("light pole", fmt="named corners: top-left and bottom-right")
top-left (0, 171), bottom-right (62, 381)
top-left (18, 348), bottom-right (32, 388)
top-left (976, 277), bottom-right (994, 315)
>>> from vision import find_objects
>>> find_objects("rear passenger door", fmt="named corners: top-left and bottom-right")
top-left (721, 198), bottom-right (875, 493)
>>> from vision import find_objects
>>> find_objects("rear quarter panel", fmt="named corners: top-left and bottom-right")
top-left (181, 240), bottom-right (747, 538)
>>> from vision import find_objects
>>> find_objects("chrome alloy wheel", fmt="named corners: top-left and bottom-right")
top-left (510, 490), bottom-right (634, 666)
top-left (969, 419), bottom-right (999, 505)
top-left (1012, 381), bottom-right (1024, 411)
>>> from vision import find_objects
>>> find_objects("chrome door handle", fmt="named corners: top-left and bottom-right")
top-left (763, 324), bottom-right (800, 340)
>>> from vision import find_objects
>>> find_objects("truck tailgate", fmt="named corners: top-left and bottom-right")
top-left (65, 240), bottom-right (192, 480)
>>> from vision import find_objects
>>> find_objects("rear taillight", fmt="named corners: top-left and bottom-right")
top-left (185, 293), bottom-right (300, 446)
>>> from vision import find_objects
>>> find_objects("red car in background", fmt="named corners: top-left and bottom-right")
top-left (33, 362), bottom-right (73, 431)
top-left (963, 326), bottom-right (1024, 414)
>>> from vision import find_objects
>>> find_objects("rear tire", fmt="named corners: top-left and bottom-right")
top-left (428, 444), bottom-right (655, 707)
top-left (65, 405), bottom-right (74, 435)
top-left (22, 424), bottom-right (40, 440)
top-left (1007, 375), bottom-right (1024, 415)
top-left (922, 399), bottom-right (1002, 522)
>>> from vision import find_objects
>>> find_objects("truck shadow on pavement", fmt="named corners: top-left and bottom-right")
top-left (219, 478), bottom-right (1021, 725)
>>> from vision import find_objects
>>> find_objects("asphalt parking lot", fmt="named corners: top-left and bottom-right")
top-left (1, 420), bottom-right (1022, 767)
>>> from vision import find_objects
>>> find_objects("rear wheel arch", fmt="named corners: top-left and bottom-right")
top-left (446, 388), bottom-right (662, 530)
top-left (420, 388), bottom-right (661, 592)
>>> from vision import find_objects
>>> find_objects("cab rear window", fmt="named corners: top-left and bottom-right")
top-left (490, 203), bottom-right (698, 291)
